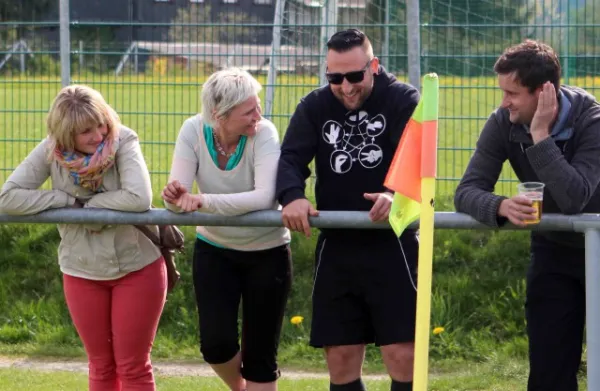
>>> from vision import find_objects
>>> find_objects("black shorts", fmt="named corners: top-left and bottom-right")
top-left (192, 239), bottom-right (292, 383)
top-left (309, 230), bottom-right (418, 347)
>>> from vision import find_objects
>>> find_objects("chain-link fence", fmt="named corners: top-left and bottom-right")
top-left (1, 0), bottom-right (598, 201)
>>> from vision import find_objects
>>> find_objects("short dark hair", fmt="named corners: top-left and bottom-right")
top-left (494, 39), bottom-right (561, 94)
top-left (327, 28), bottom-right (372, 56)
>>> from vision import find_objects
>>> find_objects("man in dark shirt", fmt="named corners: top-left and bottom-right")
top-left (455, 39), bottom-right (600, 391)
top-left (276, 29), bottom-right (419, 391)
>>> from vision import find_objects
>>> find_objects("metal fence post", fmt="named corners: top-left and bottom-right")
top-left (383, 0), bottom-right (390, 66)
top-left (78, 40), bottom-right (83, 70)
top-left (265, 0), bottom-right (286, 119)
top-left (318, 0), bottom-right (338, 87)
top-left (134, 43), bottom-right (139, 74)
top-left (19, 43), bottom-right (25, 73)
top-left (59, 0), bottom-right (70, 87)
top-left (560, 0), bottom-right (570, 84)
top-left (406, 0), bottom-right (420, 91)
top-left (586, 228), bottom-right (600, 391)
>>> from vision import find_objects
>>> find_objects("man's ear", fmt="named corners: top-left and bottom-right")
top-left (370, 57), bottom-right (380, 74)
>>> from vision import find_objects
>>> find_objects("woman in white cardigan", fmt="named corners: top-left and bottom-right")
top-left (162, 68), bottom-right (291, 391)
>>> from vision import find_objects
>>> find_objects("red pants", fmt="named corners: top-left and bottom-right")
top-left (63, 257), bottom-right (167, 391)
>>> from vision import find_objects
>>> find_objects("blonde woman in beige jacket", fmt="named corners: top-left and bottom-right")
top-left (0, 85), bottom-right (167, 391)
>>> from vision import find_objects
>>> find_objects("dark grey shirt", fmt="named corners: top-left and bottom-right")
top-left (454, 85), bottom-right (600, 248)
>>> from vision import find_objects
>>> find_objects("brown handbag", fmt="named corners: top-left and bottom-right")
top-left (135, 223), bottom-right (185, 292)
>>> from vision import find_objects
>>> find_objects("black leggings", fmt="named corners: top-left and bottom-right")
top-left (192, 239), bottom-right (292, 383)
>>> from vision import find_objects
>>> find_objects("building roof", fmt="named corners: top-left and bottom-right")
top-left (135, 41), bottom-right (321, 72)
top-left (290, 0), bottom-right (366, 8)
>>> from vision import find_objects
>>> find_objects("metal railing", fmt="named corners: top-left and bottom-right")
top-left (0, 209), bottom-right (598, 389)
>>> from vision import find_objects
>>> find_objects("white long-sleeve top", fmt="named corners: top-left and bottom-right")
top-left (165, 114), bottom-right (290, 251)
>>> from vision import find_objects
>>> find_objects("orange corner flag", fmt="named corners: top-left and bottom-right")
top-left (384, 74), bottom-right (439, 237)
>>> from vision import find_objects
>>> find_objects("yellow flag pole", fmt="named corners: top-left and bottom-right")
top-left (413, 176), bottom-right (436, 390)
top-left (412, 74), bottom-right (439, 391)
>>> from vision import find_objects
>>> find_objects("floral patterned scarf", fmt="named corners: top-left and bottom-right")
top-left (54, 135), bottom-right (117, 192)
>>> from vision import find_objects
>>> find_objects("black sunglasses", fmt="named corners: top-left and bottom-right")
top-left (325, 60), bottom-right (372, 85)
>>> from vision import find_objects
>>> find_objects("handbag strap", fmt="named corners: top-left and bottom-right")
top-left (134, 225), bottom-right (161, 247)
top-left (133, 203), bottom-right (162, 247)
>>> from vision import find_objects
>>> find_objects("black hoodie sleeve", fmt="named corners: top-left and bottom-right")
top-left (454, 111), bottom-right (510, 227)
top-left (276, 98), bottom-right (318, 207)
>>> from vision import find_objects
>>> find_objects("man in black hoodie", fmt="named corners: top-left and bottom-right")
top-left (276, 29), bottom-right (419, 391)
top-left (455, 40), bottom-right (600, 391)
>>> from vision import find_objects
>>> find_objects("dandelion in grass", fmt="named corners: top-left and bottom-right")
top-left (433, 326), bottom-right (445, 335)
top-left (290, 316), bottom-right (304, 325)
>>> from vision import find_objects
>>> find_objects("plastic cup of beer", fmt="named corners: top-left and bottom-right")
top-left (517, 182), bottom-right (545, 225)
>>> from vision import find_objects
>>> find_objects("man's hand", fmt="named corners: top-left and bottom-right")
top-left (176, 193), bottom-right (203, 212)
top-left (364, 192), bottom-right (393, 222)
top-left (162, 180), bottom-right (187, 205)
top-left (281, 198), bottom-right (319, 237)
top-left (530, 81), bottom-right (558, 144)
top-left (498, 195), bottom-right (537, 227)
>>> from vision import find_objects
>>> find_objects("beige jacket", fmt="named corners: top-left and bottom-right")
top-left (0, 126), bottom-right (161, 280)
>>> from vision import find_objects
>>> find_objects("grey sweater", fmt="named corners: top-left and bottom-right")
top-left (454, 86), bottom-right (600, 248)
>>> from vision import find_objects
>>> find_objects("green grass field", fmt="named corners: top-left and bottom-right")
top-left (0, 74), bottom-right (535, 199)
top-left (0, 204), bottom-right (589, 389)
top-left (0, 355), bottom-right (589, 390)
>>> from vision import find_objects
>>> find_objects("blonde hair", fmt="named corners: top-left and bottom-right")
top-left (201, 67), bottom-right (262, 127)
top-left (46, 84), bottom-right (120, 155)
